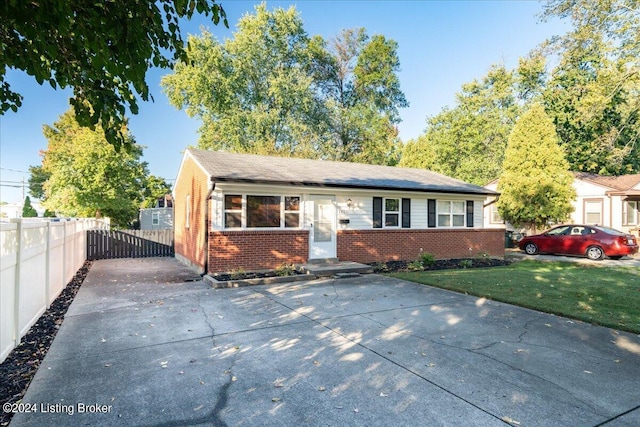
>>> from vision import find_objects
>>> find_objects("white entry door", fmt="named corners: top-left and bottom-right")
top-left (309, 196), bottom-right (336, 260)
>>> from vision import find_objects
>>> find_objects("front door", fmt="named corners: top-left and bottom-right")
top-left (309, 196), bottom-right (336, 260)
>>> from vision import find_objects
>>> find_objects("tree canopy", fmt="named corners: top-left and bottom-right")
top-left (497, 104), bottom-right (576, 230)
top-left (35, 109), bottom-right (170, 227)
top-left (402, 0), bottom-right (639, 181)
top-left (162, 4), bottom-right (407, 165)
top-left (399, 64), bottom-right (523, 185)
top-left (1, 0), bottom-right (227, 150)
top-left (540, 0), bottom-right (640, 175)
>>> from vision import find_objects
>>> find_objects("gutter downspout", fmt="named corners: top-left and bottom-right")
top-left (203, 178), bottom-right (216, 275)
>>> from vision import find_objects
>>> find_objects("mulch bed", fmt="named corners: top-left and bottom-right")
top-left (212, 269), bottom-right (303, 282)
top-left (0, 261), bottom-right (92, 427)
top-left (370, 257), bottom-right (511, 273)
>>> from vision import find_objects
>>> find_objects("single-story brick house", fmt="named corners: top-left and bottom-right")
top-left (174, 148), bottom-right (504, 274)
top-left (484, 172), bottom-right (640, 236)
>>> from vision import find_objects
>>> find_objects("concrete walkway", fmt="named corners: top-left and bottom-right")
top-left (9, 257), bottom-right (640, 427)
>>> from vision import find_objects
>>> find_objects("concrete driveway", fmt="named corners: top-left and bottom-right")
top-left (9, 258), bottom-right (640, 427)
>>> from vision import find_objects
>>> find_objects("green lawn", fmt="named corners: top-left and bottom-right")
top-left (388, 260), bottom-right (640, 334)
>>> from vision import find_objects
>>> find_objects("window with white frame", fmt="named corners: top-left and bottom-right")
top-left (584, 199), bottom-right (602, 224)
top-left (152, 212), bottom-right (160, 225)
top-left (437, 200), bottom-right (465, 227)
top-left (384, 198), bottom-right (399, 227)
top-left (224, 195), bottom-right (300, 228)
top-left (224, 195), bottom-right (242, 228)
top-left (623, 201), bottom-right (638, 225)
top-left (490, 203), bottom-right (502, 223)
top-left (284, 196), bottom-right (300, 227)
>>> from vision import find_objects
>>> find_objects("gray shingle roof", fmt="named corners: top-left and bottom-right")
top-left (573, 172), bottom-right (640, 191)
top-left (188, 149), bottom-right (497, 196)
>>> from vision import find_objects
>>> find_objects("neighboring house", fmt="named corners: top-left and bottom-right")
top-left (484, 173), bottom-right (640, 236)
top-left (174, 149), bottom-right (504, 274)
top-left (571, 173), bottom-right (640, 235)
top-left (0, 199), bottom-right (45, 220)
top-left (139, 195), bottom-right (174, 230)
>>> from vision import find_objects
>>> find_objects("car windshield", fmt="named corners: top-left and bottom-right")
top-left (593, 226), bottom-right (627, 236)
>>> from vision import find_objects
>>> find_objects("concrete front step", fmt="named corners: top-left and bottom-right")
top-left (297, 260), bottom-right (373, 277)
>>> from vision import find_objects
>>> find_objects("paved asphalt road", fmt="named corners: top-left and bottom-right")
top-left (8, 257), bottom-right (640, 427)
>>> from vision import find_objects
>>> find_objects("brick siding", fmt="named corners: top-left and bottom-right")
top-left (337, 229), bottom-right (505, 264)
top-left (208, 230), bottom-right (308, 273)
top-left (174, 156), bottom-right (210, 273)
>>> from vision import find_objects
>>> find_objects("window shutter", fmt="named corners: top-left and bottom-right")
top-left (466, 200), bottom-right (474, 227)
top-left (402, 198), bottom-right (411, 228)
top-left (373, 197), bottom-right (383, 228)
top-left (427, 199), bottom-right (436, 228)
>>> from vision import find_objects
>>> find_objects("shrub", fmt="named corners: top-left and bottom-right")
top-left (229, 268), bottom-right (246, 280)
top-left (374, 262), bottom-right (389, 273)
top-left (460, 259), bottom-right (473, 269)
top-left (419, 252), bottom-right (436, 267)
top-left (275, 263), bottom-right (296, 276)
top-left (408, 260), bottom-right (424, 271)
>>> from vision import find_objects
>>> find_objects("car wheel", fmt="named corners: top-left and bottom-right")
top-left (524, 242), bottom-right (539, 255)
top-left (586, 246), bottom-right (604, 261)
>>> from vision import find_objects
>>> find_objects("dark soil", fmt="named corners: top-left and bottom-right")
top-left (213, 268), bottom-right (303, 282)
top-left (0, 261), bottom-right (92, 427)
top-left (370, 257), bottom-right (512, 273)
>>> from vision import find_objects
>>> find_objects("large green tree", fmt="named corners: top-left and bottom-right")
top-left (311, 28), bottom-right (408, 164)
top-left (541, 0), bottom-right (640, 174)
top-left (1, 0), bottom-right (227, 150)
top-left (399, 64), bottom-right (524, 185)
top-left (162, 4), bottom-right (407, 165)
top-left (163, 4), bottom-right (322, 158)
top-left (497, 104), bottom-right (576, 230)
top-left (36, 109), bottom-right (168, 227)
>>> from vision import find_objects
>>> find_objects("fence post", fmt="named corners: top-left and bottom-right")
top-left (11, 219), bottom-right (23, 348)
top-left (62, 221), bottom-right (67, 284)
top-left (45, 221), bottom-right (51, 308)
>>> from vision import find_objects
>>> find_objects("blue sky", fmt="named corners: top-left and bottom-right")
top-left (0, 1), bottom-right (568, 203)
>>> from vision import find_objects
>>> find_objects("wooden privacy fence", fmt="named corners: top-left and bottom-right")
top-left (86, 229), bottom-right (174, 260)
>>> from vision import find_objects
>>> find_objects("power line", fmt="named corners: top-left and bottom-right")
top-left (0, 167), bottom-right (29, 174)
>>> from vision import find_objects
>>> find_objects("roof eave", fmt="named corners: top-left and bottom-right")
top-left (210, 177), bottom-right (499, 196)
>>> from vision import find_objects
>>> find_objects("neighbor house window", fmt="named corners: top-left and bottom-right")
top-left (226, 195), bottom-right (301, 229)
top-left (224, 195), bottom-right (242, 228)
top-left (384, 198), bottom-right (400, 227)
top-left (623, 201), bottom-right (638, 225)
top-left (152, 212), bottom-right (160, 226)
top-left (584, 199), bottom-right (602, 224)
top-left (490, 204), bottom-right (502, 223)
top-left (437, 201), bottom-right (465, 227)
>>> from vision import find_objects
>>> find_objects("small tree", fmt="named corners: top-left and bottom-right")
top-left (22, 196), bottom-right (38, 217)
top-left (497, 104), bottom-right (576, 231)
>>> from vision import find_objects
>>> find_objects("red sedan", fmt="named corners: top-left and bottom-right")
top-left (518, 225), bottom-right (639, 260)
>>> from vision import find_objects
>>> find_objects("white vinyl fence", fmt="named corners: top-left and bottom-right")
top-left (0, 218), bottom-right (109, 363)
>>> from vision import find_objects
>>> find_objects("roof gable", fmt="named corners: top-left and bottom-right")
top-left (573, 172), bottom-right (640, 191)
top-left (186, 149), bottom-right (497, 196)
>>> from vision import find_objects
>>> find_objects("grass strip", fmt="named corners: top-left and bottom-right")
top-left (388, 260), bottom-right (640, 334)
